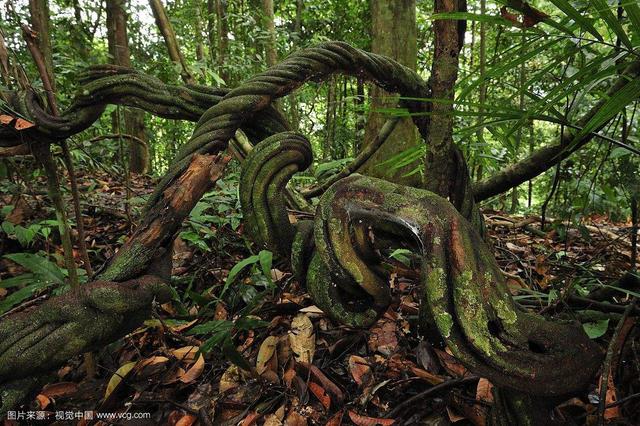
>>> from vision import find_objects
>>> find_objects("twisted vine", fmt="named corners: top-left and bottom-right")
top-left (239, 134), bottom-right (602, 397)
top-left (0, 42), bottom-right (603, 417)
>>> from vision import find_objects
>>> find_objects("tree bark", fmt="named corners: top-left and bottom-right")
top-left (106, 0), bottom-right (149, 174)
top-left (323, 76), bottom-right (337, 161)
top-left (360, 0), bottom-right (420, 186)
top-left (206, 0), bottom-right (216, 67)
top-left (215, 0), bottom-right (229, 83)
top-left (194, 0), bottom-right (206, 65)
top-left (423, 0), bottom-right (467, 196)
top-left (262, 0), bottom-right (278, 68)
top-left (149, 0), bottom-right (195, 85)
top-left (28, 0), bottom-right (55, 93)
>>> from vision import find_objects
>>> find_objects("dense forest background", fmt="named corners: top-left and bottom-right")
top-left (1, 0), bottom-right (640, 424)
top-left (2, 0), bottom-right (638, 218)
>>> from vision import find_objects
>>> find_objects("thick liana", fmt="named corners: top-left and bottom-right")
top-left (240, 134), bottom-right (603, 398)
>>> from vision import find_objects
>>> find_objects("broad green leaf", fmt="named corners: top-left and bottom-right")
top-left (221, 254), bottom-right (259, 296)
top-left (0, 283), bottom-right (40, 314)
top-left (548, 0), bottom-right (603, 41)
top-left (235, 316), bottom-right (269, 330)
top-left (590, 0), bottom-right (632, 48)
top-left (0, 273), bottom-right (35, 289)
top-left (258, 250), bottom-right (273, 283)
top-left (591, 0), bottom-right (633, 50)
top-left (622, 0), bottom-right (640, 39)
top-left (189, 319), bottom-right (234, 336)
top-left (389, 248), bottom-right (413, 266)
top-left (574, 78), bottom-right (640, 142)
top-left (458, 38), bottom-right (562, 101)
top-left (582, 319), bottom-right (609, 339)
top-left (3, 253), bottom-right (65, 285)
top-left (222, 335), bottom-right (253, 371)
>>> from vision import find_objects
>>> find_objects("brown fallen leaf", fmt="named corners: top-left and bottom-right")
top-left (171, 319), bottom-right (198, 333)
top-left (241, 411), bottom-right (261, 426)
top-left (219, 365), bottom-right (245, 395)
top-left (349, 355), bottom-right (372, 387)
top-left (256, 336), bottom-right (278, 375)
top-left (296, 362), bottom-right (344, 405)
top-left (475, 378), bottom-right (494, 403)
top-left (163, 366), bottom-right (187, 385)
top-left (36, 394), bottom-right (51, 410)
top-left (326, 410), bottom-right (344, 426)
top-left (446, 406), bottom-right (466, 423)
top-left (179, 354), bottom-right (205, 383)
top-left (283, 367), bottom-right (297, 388)
top-left (175, 414), bottom-right (198, 426)
top-left (40, 382), bottom-right (79, 398)
top-left (410, 366), bottom-right (445, 385)
top-left (347, 410), bottom-right (394, 426)
top-left (0, 114), bottom-right (14, 125)
top-left (173, 346), bottom-right (200, 363)
top-left (368, 319), bottom-right (398, 356)
top-left (14, 118), bottom-right (35, 130)
top-left (308, 381), bottom-right (331, 410)
top-left (434, 348), bottom-right (469, 378)
top-left (137, 355), bottom-right (170, 370)
top-left (263, 414), bottom-right (283, 426)
top-left (599, 371), bottom-right (621, 421)
top-left (285, 410), bottom-right (308, 426)
top-left (289, 313), bottom-right (315, 363)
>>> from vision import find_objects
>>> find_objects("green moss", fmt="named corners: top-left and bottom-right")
top-left (496, 300), bottom-right (518, 325)
top-left (435, 312), bottom-right (453, 338)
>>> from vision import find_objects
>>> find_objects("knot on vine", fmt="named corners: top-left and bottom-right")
top-left (240, 133), bottom-right (602, 397)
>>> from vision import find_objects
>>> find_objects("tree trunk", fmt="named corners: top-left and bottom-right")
top-left (360, 0), bottom-right (420, 187)
top-left (28, 0), bottom-right (55, 93)
top-left (324, 76), bottom-right (337, 161)
top-left (194, 0), bottom-right (206, 65)
top-left (106, 0), bottom-right (149, 174)
top-left (207, 0), bottom-right (216, 67)
top-left (215, 0), bottom-right (229, 83)
top-left (262, 0), bottom-right (278, 68)
top-left (423, 0), bottom-right (467, 196)
top-left (472, 0), bottom-right (487, 181)
top-left (149, 0), bottom-right (195, 85)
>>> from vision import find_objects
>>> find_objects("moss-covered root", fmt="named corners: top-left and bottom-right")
top-left (0, 376), bottom-right (43, 416)
top-left (0, 276), bottom-right (170, 388)
top-left (306, 253), bottom-right (379, 327)
top-left (239, 132), bottom-right (312, 258)
top-left (489, 388), bottom-right (562, 426)
top-left (312, 174), bottom-right (602, 397)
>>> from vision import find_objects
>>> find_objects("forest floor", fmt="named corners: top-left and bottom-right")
top-left (1, 168), bottom-right (639, 426)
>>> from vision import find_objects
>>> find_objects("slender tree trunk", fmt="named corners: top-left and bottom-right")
top-left (287, 0), bottom-right (303, 130)
top-left (360, 0), bottom-right (420, 186)
top-left (473, 0), bottom-right (487, 181)
top-left (423, 0), bottom-right (467, 196)
top-left (149, 0), bottom-right (195, 85)
top-left (206, 0), bottom-right (216, 69)
top-left (324, 77), bottom-right (337, 161)
top-left (262, 0), bottom-right (278, 67)
top-left (106, 0), bottom-right (149, 174)
top-left (215, 0), bottom-right (229, 83)
top-left (355, 78), bottom-right (365, 152)
top-left (28, 0), bottom-right (55, 93)
top-left (194, 1), bottom-right (206, 65)
top-left (510, 28), bottom-right (527, 213)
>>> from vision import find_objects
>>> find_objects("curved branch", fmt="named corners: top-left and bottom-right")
top-left (473, 59), bottom-right (640, 201)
